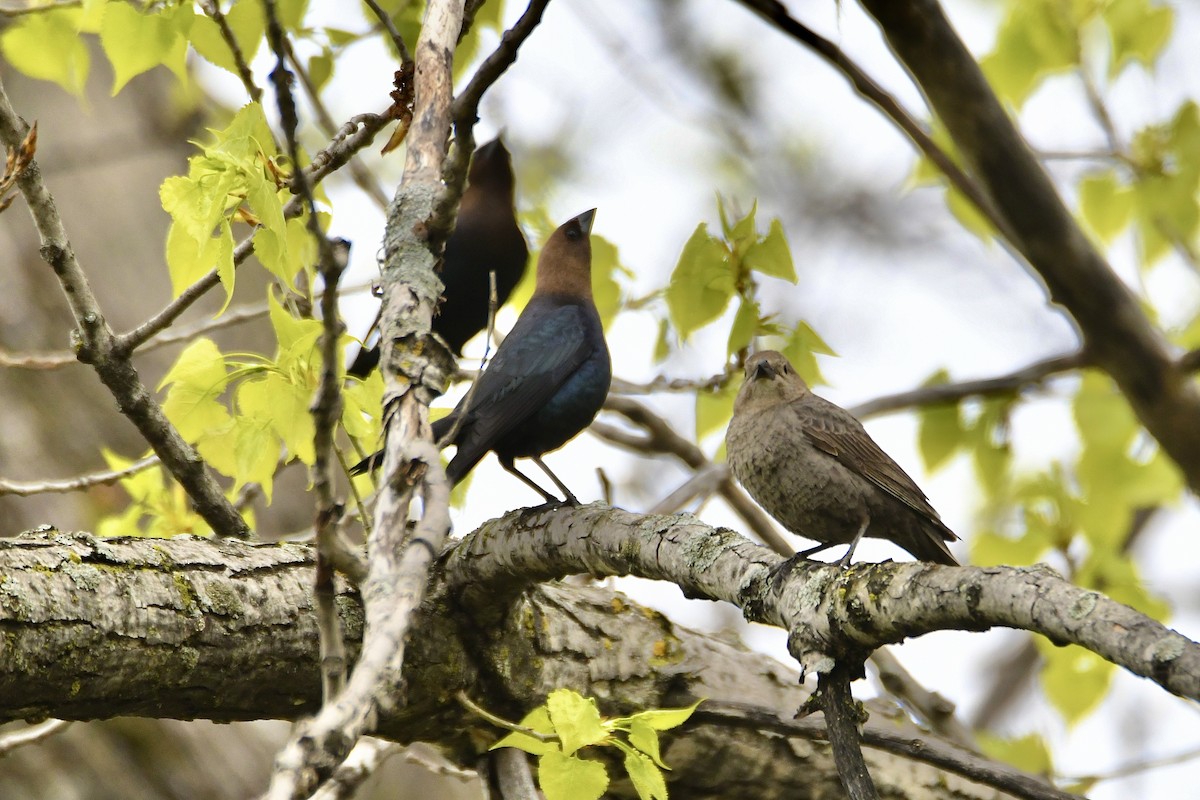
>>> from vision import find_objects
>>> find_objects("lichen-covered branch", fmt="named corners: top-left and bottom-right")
top-left (0, 531), bottom-right (1047, 800)
top-left (445, 504), bottom-right (1200, 700)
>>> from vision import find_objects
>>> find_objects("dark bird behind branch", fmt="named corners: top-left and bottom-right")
top-left (353, 210), bottom-right (610, 504)
top-left (725, 350), bottom-right (959, 566)
top-left (347, 137), bottom-right (528, 376)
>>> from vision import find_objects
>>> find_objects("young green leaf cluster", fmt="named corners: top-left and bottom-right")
top-left (489, 688), bottom-right (701, 800)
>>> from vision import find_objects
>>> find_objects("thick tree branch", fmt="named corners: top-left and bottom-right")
top-left (857, 0), bottom-right (1200, 492)
top-left (445, 505), bottom-right (1200, 700)
top-left (0, 531), bottom-right (1065, 800)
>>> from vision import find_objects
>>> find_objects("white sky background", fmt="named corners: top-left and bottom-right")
top-left (206, 0), bottom-right (1200, 795)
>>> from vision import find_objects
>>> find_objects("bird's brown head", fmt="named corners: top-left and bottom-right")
top-left (535, 209), bottom-right (596, 299)
top-left (734, 350), bottom-right (809, 413)
top-left (465, 137), bottom-right (516, 199)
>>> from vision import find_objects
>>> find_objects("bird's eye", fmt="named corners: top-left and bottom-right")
top-left (565, 225), bottom-right (581, 241)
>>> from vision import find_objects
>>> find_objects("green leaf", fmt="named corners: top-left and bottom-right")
top-left (977, 731), bottom-right (1052, 775)
top-left (342, 365), bottom-right (383, 440)
top-left (546, 689), bottom-right (608, 757)
top-left (696, 383), bottom-right (736, 442)
top-left (980, 0), bottom-right (1079, 108)
top-left (780, 321), bottom-right (836, 387)
top-left (265, 371), bottom-right (316, 465)
top-left (970, 529), bottom-right (1049, 567)
top-left (627, 720), bottom-right (665, 769)
top-left (916, 370), bottom-right (963, 472)
top-left (160, 338), bottom-right (233, 441)
top-left (591, 235), bottom-right (629, 330)
top-left (945, 186), bottom-right (995, 241)
top-left (269, 292), bottom-right (322, 358)
top-left (743, 218), bottom-right (797, 283)
top-left (1077, 550), bottom-right (1170, 620)
top-left (727, 298), bottom-right (759, 358)
top-left (627, 699), bottom-right (702, 731)
top-left (491, 706), bottom-right (560, 756)
top-left (538, 752), bottom-right (608, 800)
top-left (1103, 0), bottom-right (1174, 79)
top-left (308, 51), bottom-right (333, 92)
top-left (653, 318), bottom-right (671, 363)
top-left (728, 200), bottom-right (758, 260)
top-left (0, 8), bottom-right (91, 96)
top-left (277, 0), bottom-right (310, 29)
top-left (1078, 171), bottom-right (1134, 244)
top-left (1036, 640), bottom-right (1115, 727)
top-left (166, 219), bottom-right (236, 307)
top-left (160, 160), bottom-right (241, 243)
top-left (665, 224), bottom-right (735, 341)
top-left (623, 749), bottom-right (668, 800)
top-left (100, 1), bottom-right (193, 95)
top-left (228, 387), bottom-right (283, 501)
top-left (967, 399), bottom-right (1013, 496)
top-left (189, 1), bottom-right (266, 77)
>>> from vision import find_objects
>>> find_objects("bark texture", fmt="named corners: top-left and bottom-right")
top-left (0, 530), bottom-right (1028, 799)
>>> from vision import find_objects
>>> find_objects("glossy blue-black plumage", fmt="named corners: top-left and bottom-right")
top-left (433, 294), bottom-right (610, 485)
top-left (353, 209), bottom-right (608, 503)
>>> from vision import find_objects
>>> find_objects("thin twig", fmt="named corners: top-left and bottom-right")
top-left (0, 455), bottom-right (159, 497)
top-left (432, 0), bottom-right (552, 245)
top-left (363, 0), bottom-right (413, 64)
top-left (311, 738), bottom-right (403, 800)
top-left (696, 702), bottom-right (1081, 800)
top-left (849, 351), bottom-right (1086, 418)
top-left (457, 691), bottom-right (558, 742)
top-left (266, 0), bottom-right (351, 704)
top-left (281, 36), bottom-right (389, 208)
top-left (261, 2), bottom-right (465, 795)
top-left (733, 0), bottom-right (1013, 242)
top-left (647, 461), bottom-right (729, 515)
top-left (0, 719), bottom-right (72, 755)
top-left (0, 75), bottom-right (251, 539)
top-left (816, 662), bottom-right (880, 800)
top-left (198, 0), bottom-right (263, 102)
top-left (1061, 741), bottom-right (1200, 784)
top-left (597, 395), bottom-right (794, 554)
top-left (119, 112), bottom-right (389, 353)
top-left (869, 648), bottom-right (975, 750)
top-left (610, 371), bottom-right (731, 395)
top-left (436, 270), bottom-right (498, 449)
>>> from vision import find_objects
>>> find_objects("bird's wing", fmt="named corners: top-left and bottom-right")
top-left (451, 303), bottom-right (595, 453)
top-left (793, 396), bottom-right (947, 524)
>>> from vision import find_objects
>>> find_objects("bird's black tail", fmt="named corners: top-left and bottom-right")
top-left (349, 413), bottom-right (461, 479)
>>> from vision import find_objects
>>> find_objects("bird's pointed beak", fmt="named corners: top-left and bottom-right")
top-left (573, 208), bottom-right (597, 235)
top-left (750, 360), bottom-right (778, 381)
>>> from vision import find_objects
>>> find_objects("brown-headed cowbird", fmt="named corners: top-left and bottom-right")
top-left (725, 350), bottom-right (959, 566)
top-left (354, 210), bottom-right (610, 504)
top-left (347, 137), bottom-right (528, 377)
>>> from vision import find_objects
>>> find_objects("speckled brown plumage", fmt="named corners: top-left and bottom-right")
top-left (726, 350), bottom-right (958, 566)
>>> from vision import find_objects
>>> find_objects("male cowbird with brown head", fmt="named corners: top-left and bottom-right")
top-left (725, 350), bottom-right (958, 566)
top-left (354, 210), bottom-right (609, 504)
top-left (347, 137), bottom-right (528, 376)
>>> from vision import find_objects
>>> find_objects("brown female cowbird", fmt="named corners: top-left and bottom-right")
top-left (725, 350), bottom-right (959, 566)
top-left (354, 210), bottom-right (610, 504)
top-left (347, 137), bottom-right (528, 376)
